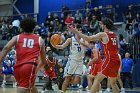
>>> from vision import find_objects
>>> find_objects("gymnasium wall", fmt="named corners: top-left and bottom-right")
top-left (92, 0), bottom-right (140, 21)
top-left (13, 0), bottom-right (34, 20)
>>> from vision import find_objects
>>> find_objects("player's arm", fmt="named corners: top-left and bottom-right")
top-left (36, 37), bottom-right (47, 72)
top-left (91, 49), bottom-right (98, 63)
top-left (0, 36), bottom-right (17, 66)
top-left (69, 26), bottom-right (104, 42)
top-left (52, 38), bottom-right (71, 49)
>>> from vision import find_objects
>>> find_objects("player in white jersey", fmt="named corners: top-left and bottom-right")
top-left (52, 25), bottom-right (88, 92)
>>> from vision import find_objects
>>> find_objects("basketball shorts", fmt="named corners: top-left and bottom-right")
top-left (14, 63), bottom-right (36, 89)
top-left (64, 59), bottom-right (83, 77)
top-left (89, 63), bottom-right (101, 77)
top-left (98, 59), bottom-right (120, 78)
top-left (43, 71), bottom-right (56, 80)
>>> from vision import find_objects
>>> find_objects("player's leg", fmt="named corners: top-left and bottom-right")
top-left (70, 75), bottom-right (81, 84)
top-left (30, 86), bottom-right (38, 93)
top-left (62, 76), bottom-right (71, 92)
top-left (90, 73), bottom-right (105, 93)
top-left (42, 77), bottom-right (49, 91)
top-left (117, 75), bottom-right (125, 92)
top-left (15, 64), bottom-right (37, 93)
top-left (87, 75), bottom-right (93, 90)
top-left (109, 77), bottom-right (119, 93)
top-left (1, 74), bottom-right (6, 87)
top-left (104, 78), bottom-right (111, 93)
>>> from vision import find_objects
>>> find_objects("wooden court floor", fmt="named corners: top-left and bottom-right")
top-left (0, 87), bottom-right (140, 93)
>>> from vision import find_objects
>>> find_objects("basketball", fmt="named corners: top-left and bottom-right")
top-left (50, 34), bottom-right (62, 46)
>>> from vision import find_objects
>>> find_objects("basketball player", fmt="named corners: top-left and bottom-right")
top-left (69, 18), bottom-right (121, 93)
top-left (87, 41), bottom-right (102, 93)
top-left (0, 18), bottom-right (47, 93)
top-left (41, 50), bottom-right (58, 93)
top-left (51, 25), bottom-right (88, 92)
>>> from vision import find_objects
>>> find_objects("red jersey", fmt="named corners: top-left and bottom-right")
top-left (91, 48), bottom-right (101, 64)
top-left (100, 32), bottom-right (119, 61)
top-left (45, 57), bottom-right (57, 72)
top-left (15, 34), bottom-right (40, 68)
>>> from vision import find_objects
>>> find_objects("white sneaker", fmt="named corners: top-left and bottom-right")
top-left (41, 90), bottom-right (45, 93)
top-left (99, 90), bottom-right (102, 93)
top-left (120, 88), bottom-right (125, 93)
top-left (1, 84), bottom-right (5, 88)
top-left (103, 89), bottom-right (110, 93)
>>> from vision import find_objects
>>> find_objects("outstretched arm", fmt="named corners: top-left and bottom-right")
top-left (51, 38), bottom-right (71, 49)
top-left (69, 26), bottom-right (104, 42)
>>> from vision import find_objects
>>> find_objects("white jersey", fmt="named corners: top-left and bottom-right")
top-left (69, 36), bottom-right (85, 62)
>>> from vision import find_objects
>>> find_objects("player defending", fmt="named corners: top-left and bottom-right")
top-left (69, 18), bottom-right (121, 93)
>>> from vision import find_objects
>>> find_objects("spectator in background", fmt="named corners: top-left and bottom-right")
top-left (44, 12), bottom-right (54, 27)
top-left (74, 10), bottom-right (83, 24)
top-left (48, 21), bottom-right (54, 33)
top-left (1, 55), bottom-right (16, 88)
top-left (106, 8), bottom-right (115, 22)
top-left (94, 7), bottom-right (102, 21)
top-left (84, 9), bottom-right (92, 21)
top-left (60, 13), bottom-right (66, 31)
top-left (121, 52), bottom-right (134, 90)
top-left (129, 23), bottom-right (140, 60)
top-left (125, 13), bottom-right (134, 35)
top-left (57, 59), bottom-right (65, 90)
top-left (39, 23), bottom-right (47, 39)
top-left (134, 13), bottom-right (140, 31)
top-left (62, 5), bottom-right (70, 18)
top-left (85, 1), bottom-right (92, 11)
top-left (118, 34), bottom-right (127, 58)
top-left (12, 19), bottom-right (20, 35)
top-left (82, 17), bottom-right (90, 34)
top-left (126, 6), bottom-right (135, 17)
top-left (90, 15), bottom-right (99, 34)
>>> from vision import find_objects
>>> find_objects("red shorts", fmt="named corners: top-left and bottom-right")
top-left (44, 71), bottom-right (56, 80)
top-left (98, 59), bottom-right (120, 77)
top-left (89, 63), bottom-right (101, 77)
top-left (14, 64), bottom-right (36, 89)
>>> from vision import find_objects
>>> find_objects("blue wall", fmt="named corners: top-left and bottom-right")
top-left (39, 0), bottom-right (86, 24)
top-left (92, 0), bottom-right (140, 21)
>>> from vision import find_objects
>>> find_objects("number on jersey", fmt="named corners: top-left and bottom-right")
top-left (22, 38), bottom-right (34, 48)
top-left (77, 46), bottom-right (81, 52)
top-left (111, 38), bottom-right (117, 45)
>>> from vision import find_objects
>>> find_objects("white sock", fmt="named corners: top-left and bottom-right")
top-left (107, 88), bottom-right (110, 92)
top-left (2, 80), bottom-right (6, 84)
top-left (121, 88), bottom-right (125, 91)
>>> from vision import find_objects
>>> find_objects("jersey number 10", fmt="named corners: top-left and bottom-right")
top-left (22, 38), bottom-right (34, 48)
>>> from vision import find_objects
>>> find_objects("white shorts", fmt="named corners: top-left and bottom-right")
top-left (64, 59), bottom-right (83, 77)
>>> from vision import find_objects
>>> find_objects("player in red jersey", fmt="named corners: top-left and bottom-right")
top-left (69, 18), bottom-right (120, 93)
top-left (0, 18), bottom-right (47, 93)
top-left (41, 50), bottom-right (58, 92)
top-left (87, 41), bottom-right (102, 93)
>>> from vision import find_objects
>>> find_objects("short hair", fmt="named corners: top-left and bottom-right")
top-left (102, 18), bottom-right (114, 30)
top-left (20, 18), bottom-right (37, 33)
